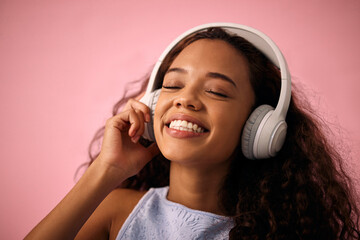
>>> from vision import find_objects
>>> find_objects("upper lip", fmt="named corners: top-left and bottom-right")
top-left (165, 113), bottom-right (209, 131)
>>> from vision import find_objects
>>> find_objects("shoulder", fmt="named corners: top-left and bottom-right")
top-left (106, 188), bottom-right (147, 209)
top-left (75, 188), bottom-right (146, 240)
top-left (106, 188), bottom-right (147, 239)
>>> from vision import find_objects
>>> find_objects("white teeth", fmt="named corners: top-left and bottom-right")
top-left (180, 120), bottom-right (187, 127)
top-left (168, 120), bottom-right (205, 133)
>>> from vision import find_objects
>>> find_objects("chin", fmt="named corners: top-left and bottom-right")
top-left (160, 145), bottom-right (195, 162)
top-left (160, 146), bottom-right (203, 164)
top-left (161, 147), bottom-right (229, 167)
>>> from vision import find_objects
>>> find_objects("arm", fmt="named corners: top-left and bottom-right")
top-left (24, 160), bottom-right (124, 240)
top-left (25, 100), bottom-right (158, 240)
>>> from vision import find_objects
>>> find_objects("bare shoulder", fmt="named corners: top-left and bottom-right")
top-left (105, 188), bottom-right (146, 220)
top-left (106, 188), bottom-right (146, 210)
top-left (106, 188), bottom-right (146, 239)
top-left (75, 188), bottom-right (146, 240)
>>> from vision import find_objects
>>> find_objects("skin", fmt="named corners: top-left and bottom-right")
top-left (154, 39), bottom-right (255, 213)
top-left (25, 39), bottom-right (255, 240)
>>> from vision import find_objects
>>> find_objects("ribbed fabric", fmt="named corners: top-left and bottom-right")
top-left (116, 186), bottom-right (233, 240)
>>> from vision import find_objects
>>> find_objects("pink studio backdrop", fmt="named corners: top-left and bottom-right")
top-left (1, 0), bottom-right (359, 238)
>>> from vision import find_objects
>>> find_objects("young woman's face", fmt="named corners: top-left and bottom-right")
top-left (154, 39), bottom-right (255, 167)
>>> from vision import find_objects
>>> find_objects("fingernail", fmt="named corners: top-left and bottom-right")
top-left (145, 113), bottom-right (151, 122)
top-left (132, 135), bottom-right (140, 143)
top-left (129, 128), bottom-right (135, 137)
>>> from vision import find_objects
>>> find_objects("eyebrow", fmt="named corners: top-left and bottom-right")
top-left (206, 72), bottom-right (237, 88)
top-left (166, 67), bottom-right (187, 74)
top-left (166, 67), bottom-right (237, 88)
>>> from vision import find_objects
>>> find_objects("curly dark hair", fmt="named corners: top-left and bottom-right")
top-left (88, 28), bottom-right (360, 239)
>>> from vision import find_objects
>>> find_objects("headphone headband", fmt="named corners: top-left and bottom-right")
top-left (141, 23), bottom-right (292, 159)
top-left (145, 22), bottom-right (291, 119)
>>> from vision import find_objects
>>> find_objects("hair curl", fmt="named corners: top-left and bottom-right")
top-left (88, 28), bottom-right (360, 239)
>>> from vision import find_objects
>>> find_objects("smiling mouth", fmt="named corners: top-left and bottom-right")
top-left (166, 120), bottom-right (209, 133)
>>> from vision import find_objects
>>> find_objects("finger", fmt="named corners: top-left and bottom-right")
top-left (110, 109), bottom-right (144, 144)
top-left (106, 112), bottom-right (129, 132)
top-left (124, 98), bottom-right (151, 122)
top-left (133, 109), bottom-right (145, 138)
top-left (129, 110), bottom-right (146, 144)
top-left (135, 91), bottom-right (146, 101)
top-left (127, 109), bottom-right (141, 138)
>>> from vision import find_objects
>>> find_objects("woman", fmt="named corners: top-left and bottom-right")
top-left (26, 24), bottom-right (360, 239)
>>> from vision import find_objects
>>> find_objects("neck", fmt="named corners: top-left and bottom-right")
top-left (167, 160), bottom-right (231, 216)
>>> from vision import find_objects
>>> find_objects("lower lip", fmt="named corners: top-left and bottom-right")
top-left (165, 126), bottom-right (208, 138)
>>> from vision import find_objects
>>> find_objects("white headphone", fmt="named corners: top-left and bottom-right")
top-left (140, 22), bottom-right (291, 160)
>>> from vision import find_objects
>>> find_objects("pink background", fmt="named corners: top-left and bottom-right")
top-left (1, 0), bottom-right (359, 239)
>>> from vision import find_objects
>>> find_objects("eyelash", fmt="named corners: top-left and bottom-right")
top-left (162, 85), bottom-right (180, 89)
top-left (162, 85), bottom-right (228, 98)
top-left (206, 90), bottom-right (228, 98)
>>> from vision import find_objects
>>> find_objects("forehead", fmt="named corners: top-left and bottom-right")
top-left (169, 39), bottom-right (249, 82)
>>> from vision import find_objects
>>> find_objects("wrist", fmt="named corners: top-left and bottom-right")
top-left (87, 157), bottom-right (129, 191)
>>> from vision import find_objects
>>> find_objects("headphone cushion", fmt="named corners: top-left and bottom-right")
top-left (241, 105), bottom-right (274, 159)
top-left (139, 89), bottom-right (161, 142)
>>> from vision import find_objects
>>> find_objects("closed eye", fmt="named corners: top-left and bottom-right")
top-left (206, 90), bottom-right (228, 98)
top-left (162, 85), bottom-right (181, 89)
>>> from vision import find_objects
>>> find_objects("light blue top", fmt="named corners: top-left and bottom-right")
top-left (116, 186), bottom-right (233, 240)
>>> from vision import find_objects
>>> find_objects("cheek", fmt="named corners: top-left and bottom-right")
top-left (213, 108), bottom-right (249, 148)
top-left (216, 105), bottom-right (248, 131)
top-left (153, 94), bottom-right (168, 142)
top-left (153, 108), bottom-right (162, 142)
top-left (220, 120), bottom-right (243, 152)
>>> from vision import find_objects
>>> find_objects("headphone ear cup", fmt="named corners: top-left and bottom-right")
top-left (139, 89), bottom-right (161, 142)
top-left (241, 105), bottom-right (274, 160)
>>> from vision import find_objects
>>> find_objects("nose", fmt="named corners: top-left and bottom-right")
top-left (174, 88), bottom-right (202, 111)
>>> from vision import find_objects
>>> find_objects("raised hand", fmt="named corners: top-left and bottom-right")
top-left (96, 98), bottom-right (159, 180)
top-left (25, 97), bottom-right (159, 240)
